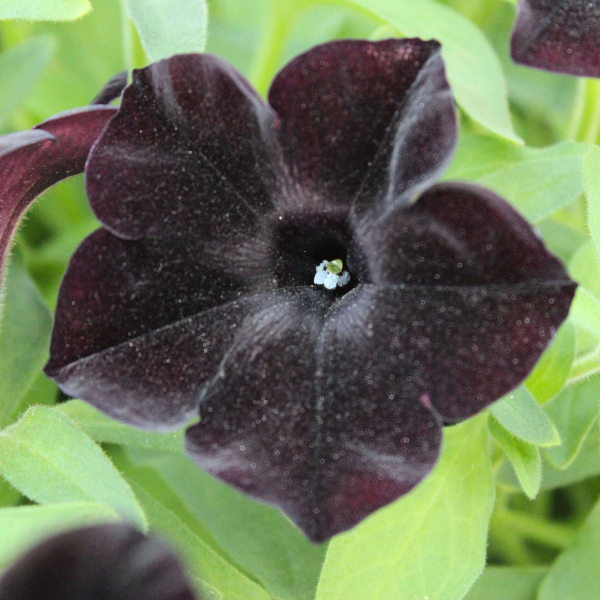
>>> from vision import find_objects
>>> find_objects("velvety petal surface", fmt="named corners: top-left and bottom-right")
top-left (353, 183), bottom-right (576, 420)
top-left (0, 105), bottom-right (117, 286)
top-left (45, 225), bottom-right (279, 429)
top-left (86, 54), bottom-right (283, 241)
top-left (511, 0), bottom-right (600, 77)
top-left (268, 39), bottom-right (457, 212)
top-left (185, 286), bottom-right (441, 542)
top-left (0, 524), bottom-right (195, 600)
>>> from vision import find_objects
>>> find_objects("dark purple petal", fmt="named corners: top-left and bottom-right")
top-left (356, 182), bottom-right (572, 286)
top-left (0, 524), bottom-right (195, 600)
top-left (86, 54), bottom-right (282, 241)
top-left (352, 183), bottom-right (576, 420)
top-left (0, 106), bottom-right (116, 288)
top-left (45, 225), bottom-right (279, 429)
top-left (511, 0), bottom-right (600, 77)
top-left (268, 39), bottom-right (456, 212)
top-left (186, 286), bottom-right (441, 543)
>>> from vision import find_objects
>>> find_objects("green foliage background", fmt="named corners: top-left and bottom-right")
top-left (0, 0), bottom-right (599, 598)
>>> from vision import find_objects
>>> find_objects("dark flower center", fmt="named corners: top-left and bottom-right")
top-left (270, 211), bottom-right (361, 296)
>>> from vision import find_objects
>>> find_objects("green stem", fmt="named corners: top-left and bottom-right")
top-left (572, 79), bottom-right (600, 144)
top-left (119, 0), bottom-right (134, 77)
top-left (567, 79), bottom-right (587, 141)
top-left (496, 510), bottom-right (576, 550)
top-left (250, 0), bottom-right (297, 97)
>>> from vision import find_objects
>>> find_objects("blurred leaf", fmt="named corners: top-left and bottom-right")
top-left (489, 416), bottom-right (541, 499)
top-left (539, 495), bottom-right (600, 600)
top-left (0, 0), bottom-right (91, 21)
top-left (0, 407), bottom-right (147, 529)
top-left (0, 502), bottom-right (119, 570)
top-left (543, 376), bottom-right (600, 469)
top-left (131, 449), bottom-right (327, 600)
top-left (0, 36), bottom-right (54, 131)
top-left (569, 287), bottom-right (600, 338)
top-left (525, 322), bottom-right (576, 404)
top-left (570, 242), bottom-right (600, 299)
top-left (0, 254), bottom-right (52, 429)
top-left (498, 425), bottom-right (600, 493)
top-left (446, 136), bottom-right (590, 222)
top-left (344, 0), bottom-right (521, 143)
top-left (127, 0), bottom-right (208, 62)
top-left (316, 416), bottom-right (494, 600)
top-left (465, 566), bottom-right (547, 600)
top-left (130, 482), bottom-right (271, 600)
top-left (490, 386), bottom-right (561, 447)
top-left (25, 1), bottom-right (125, 116)
top-left (583, 146), bottom-right (600, 264)
top-left (57, 400), bottom-right (186, 454)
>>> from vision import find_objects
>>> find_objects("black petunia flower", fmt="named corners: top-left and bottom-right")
top-left (0, 523), bottom-right (196, 599)
top-left (511, 0), bottom-right (600, 77)
top-left (0, 39), bottom-right (575, 542)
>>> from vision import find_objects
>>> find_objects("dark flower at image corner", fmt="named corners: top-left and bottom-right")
top-left (0, 39), bottom-right (576, 542)
top-left (511, 0), bottom-right (600, 77)
top-left (0, 523), bottom-right (196, 600)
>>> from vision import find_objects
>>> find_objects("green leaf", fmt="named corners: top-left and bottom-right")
top-left (489, 416), bottom-right (541, 499)
top-left (497, 424), bottom-right (600, 493)
top-left (0, 502), bottom-right (119, 570)
top-left (570, 242), bottom-right (600, 299)
top-left (0, 0), bottom-right (91, 21)
top-left (465, 566), bottom-right (547, 600)
top-left (445, 137), bottom-right (590, 223)
top-left (129, 449), bottom-right (327, 600)
top-left (490, 386), bottom-right (561, 447)
top-left (539, 496), bottom-right (600, 600)
top-left (583, 146), bottom-right (600, 265)
top-left (316, 416), bottom-right (494, 600)
top-left (126, 0), bottom-right (208, 62)
top-left (543, 376), bottom-right (600, 469)
top-left (569, 287), bottom-right (600, 338)
top-left (57, 400), bottom-right (185, 454)
top-left (0, 36), bottom-right (54, 130)
top-left (0, 255), bottom-right (52, 429)
top-left (129, 482), bottom-right (271, 600)
top-left (525, 322), bottom-right (576, 403)
top-left (344, 0), bottom-right (520, 143)
top-left (0, 407), bottom-right (147, 530)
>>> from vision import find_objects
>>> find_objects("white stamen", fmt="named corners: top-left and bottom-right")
top-left (314, 260), bottom-right (351, 290)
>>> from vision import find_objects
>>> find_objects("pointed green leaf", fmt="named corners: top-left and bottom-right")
top-left (57, 400), bottom-right (185, 454)
top-left (0, 407), bottom-right (147, 529)
top-left (445, 137), bottom-right (590, 223)
top-left (316, 416), bottom-right (494, 600)
top-left (525, 322), bottom-right (576, 404)
top-left (126, 0), bottom-right (208, 62)
top-left (489, 416), bottom-right (541, 499)
top-left (490, 386), bottom-right (561, 447)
